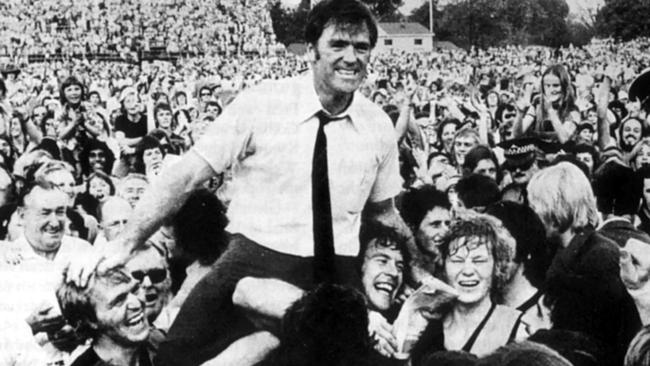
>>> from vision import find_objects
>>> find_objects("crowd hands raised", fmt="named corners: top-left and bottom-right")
top-left (3, 7), bottom-right (650, 365)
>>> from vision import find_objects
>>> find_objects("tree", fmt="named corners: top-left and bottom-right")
top-left (269, 0), bottom-right (310, 45)
top-left (362, 0), bottom-right (404, 21)
top-left (595, 0), bottom-right (650, 41)
top-left (269, 0), bottom-right (405, 45)
top-left (409, 0), bottom-right (587, 49)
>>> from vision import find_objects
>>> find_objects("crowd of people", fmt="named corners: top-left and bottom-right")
top-left (0, 0), bottom-right (280, 61)
top-left (1, 0), bottom-right (650, 365)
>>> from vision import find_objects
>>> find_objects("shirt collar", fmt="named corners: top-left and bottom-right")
top-left (294, 72), bottom-right (363, 128)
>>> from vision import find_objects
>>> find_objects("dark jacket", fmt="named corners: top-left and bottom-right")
top-left (545, 228), bottom-right (641, 366)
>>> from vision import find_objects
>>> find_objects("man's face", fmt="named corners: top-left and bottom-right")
top-left (126, 248), bottom-right (170, 323)
top-left (206, 104), bottom-right (221, 117)
top-left (361, 240), bottom-right (404, 312)
top-left (88, 148), bottom-right (107, 173)
top-left (101, 199), bottom-right (132, 241)
top-left (90, 273), bottom-right (149, 346)
top-left (621, 119), bottom-right (642, 149)
top-left (21, 187), bottom-right (68, 252)
top-left (507, 158), bottom-right (539, 185)
top-left (578, 128), bottom-right (593, 144)
top-left (416, 206), bottom-right (451, 259)
top-left (156, 109), bottom-right (173, 129)
top-left (454, 136), bottom-right (477, 165)
top-left (47, 169), bottom-right (76, 204)
top-left (89, 177), bottom-right (111, 202)
top-left (199, 88), bottom-right (212, 103)
top-left (310, 22), bottom-right (371, 98)
top-left (576, 152), bottom-right (594, 174)
top-left (120, 178), bottom-right (148, 208)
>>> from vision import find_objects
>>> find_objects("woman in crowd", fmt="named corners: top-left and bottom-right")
top-left (435, 119), bottom-right (460, 156)
top-left (410, 211), bottom-right (527, 364)
top-left (515, 65), bottom-right (579, 144)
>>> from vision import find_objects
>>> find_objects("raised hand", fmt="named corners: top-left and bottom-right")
top-left (369, 310), bottom-right (398, 358)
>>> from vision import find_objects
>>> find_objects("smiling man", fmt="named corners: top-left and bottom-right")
top-left (57, 267), bottom-right (154, 366)
top-left (0, 180), bottom-right (92, 364)
top-left (68, 1), bottom-right (404, 365)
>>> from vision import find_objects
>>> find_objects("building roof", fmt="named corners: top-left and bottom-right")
top-left (378, 22), bottom-right (432, 36)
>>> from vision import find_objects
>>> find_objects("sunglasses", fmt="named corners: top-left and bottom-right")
top-left (505, 158), bottom-right (535, 172)
top-left (131, 268), bottom-right (167, 284)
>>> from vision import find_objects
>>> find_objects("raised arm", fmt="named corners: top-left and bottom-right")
top-left (65, 150), bottom-right (215, 286)
top-left (232, 277), bottom-right (305, 326)
top-left (121, 150), bottom-right (215, 254)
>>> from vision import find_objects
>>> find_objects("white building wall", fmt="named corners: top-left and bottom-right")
top-left (375, 34), bottom-right (433, 53)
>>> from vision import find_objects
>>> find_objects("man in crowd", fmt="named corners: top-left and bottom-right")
top-left (95, 196), bottom-right (133, 247)
top-left (229, 220), bottom-right (409, 363)
top-left (67, 1), bottom-right (404, 365)
top-left (527, 162), bottom-right (641, 366)
top-left (0, 180), bottom-right (93, 363)
top-left (500, 137), bottom-right (542, 187)
top-left (57, 266), bottom-right (155, 366)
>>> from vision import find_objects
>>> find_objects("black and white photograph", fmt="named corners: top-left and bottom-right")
top-left (0, 0), bottom-right (650, 365)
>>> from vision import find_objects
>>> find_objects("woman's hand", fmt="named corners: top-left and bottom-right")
top-left (369, 310), bottom-right (399, 358)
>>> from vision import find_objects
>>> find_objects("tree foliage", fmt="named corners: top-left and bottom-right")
top-left (269, 0), bottom-right (404, 45)
top-left (595, 0), bottom-right (650, 41)
top-left (409, 0), bottom-right (592, 48)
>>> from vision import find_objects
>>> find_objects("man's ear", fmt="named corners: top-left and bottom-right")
top-left (306, 43), bottom-right (317, 63)
top-left (16, 206), bottom-right (25, 221)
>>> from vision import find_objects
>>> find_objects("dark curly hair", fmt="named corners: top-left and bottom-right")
top-left (261, 284), bottom-right (371, 366)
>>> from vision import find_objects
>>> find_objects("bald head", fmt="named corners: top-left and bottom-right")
top-left (99, 196), bottom-right (132, 241)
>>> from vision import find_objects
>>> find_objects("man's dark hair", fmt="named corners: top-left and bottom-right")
top-left (358, 219), bottom-right (410, 276)
top-left (172, 189), bottom-right (229, 265)
top-left (260, 284), bottom-right (371, 366)
top-left (462, 145), bottom-right (502, 183)
top-left (593, 160), bottom-right (641, 218)
top-left (304, 0), bottom-right (378, 48)
top-left (528, 329), bottom-right (605, 366)
top-left (495, 103), bottom-right (517, 124)
top-left (154, 102), bottom-right (173, 118)
top-left (400, 185), bottom-right (451, 230)
top-left (456, 174), bottom-right (500, 211)
top-left (204, 100), bottom-right (222, 116)
top-left (486, 201), bottom-right (550, 289)
top-left (134, 135), bottom-right (163, 174)
top-left (421, 350), bottom-right (478, 366)
top-left (475, 341), bottom-right (572, 366)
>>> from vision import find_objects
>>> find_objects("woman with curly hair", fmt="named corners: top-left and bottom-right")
top-left (410, 211), bottom-right (526, 364)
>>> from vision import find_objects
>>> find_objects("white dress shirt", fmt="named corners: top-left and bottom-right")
top-left (192, 73), bottom-right (402, 256)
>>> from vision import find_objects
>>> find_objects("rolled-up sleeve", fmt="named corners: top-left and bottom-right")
top-left (369, 130), bottom-right (403, 203)
top-left (192, 92), bottom-right (255, 174)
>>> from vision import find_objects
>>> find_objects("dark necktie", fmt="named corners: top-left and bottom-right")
top-left (312, 110), bottom-right (338, 284)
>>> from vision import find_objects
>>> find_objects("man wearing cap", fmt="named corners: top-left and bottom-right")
top-left (501, 137), bottom-right (542, 186)
top-left (67, 1), bottom-right (405, 365)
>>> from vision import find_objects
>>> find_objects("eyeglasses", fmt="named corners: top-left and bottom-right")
top-left (131, 268), bottom-right (167, 284)
top-left (505, 158), bottom-right (535, 172)
top-left (504, 113), bottom-right (516, 119)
